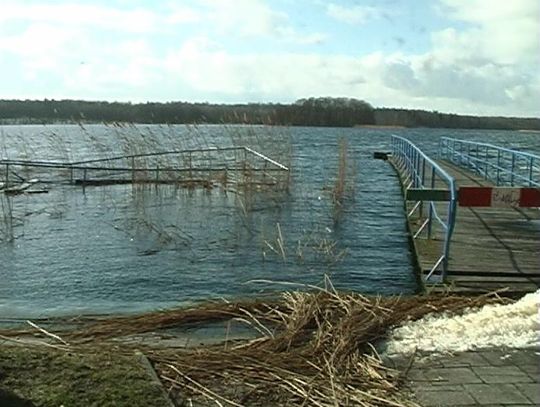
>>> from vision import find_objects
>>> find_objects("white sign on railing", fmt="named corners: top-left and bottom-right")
top-left (491, 188), bottom-right (520, 208)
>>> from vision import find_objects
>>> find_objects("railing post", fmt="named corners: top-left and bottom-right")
top-left (496, 150), bottom-right (501, 185)
top-left (131, 156), bottom-right (136, 185)
top-left (5, 163), bottom-right (9, 189)
top-left (427, 166), bottom-right (435, 239)
top-left (529, 157), bottom-right (534, 187)
top-left (416, 149), bottom-right (420, 187)
top-left (511, 153), bottom-right (516, 186)
top-left (188, 152), bottom-right (192, 179)
top-left (442, 183), bottom-right (457, 281)
top-left (484, 145), bottom-right (489, 179)
top-left (467, 144), bottom-right (480, 173)
top-left (419, 158), bottom-right (426, 217)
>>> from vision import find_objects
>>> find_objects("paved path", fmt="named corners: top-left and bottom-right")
top-left (386, 347), bottom-right (540, 406)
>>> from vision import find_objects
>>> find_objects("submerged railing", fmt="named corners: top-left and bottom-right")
top-left (391, 135), bottom-right (457, 281)
top-left (440, 137), bottom-right (540, 188)
top-left (1, 146), bottom-right (290, 191)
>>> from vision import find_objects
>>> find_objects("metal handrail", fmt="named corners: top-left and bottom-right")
top-left (1, 146), bottom-right (289, 172)
top-left (1, 146), bottom-right (289, 188)
top-left (439, 137), bottom-right (540, 187)
top-left (391, 135), bottom-right (457, 281)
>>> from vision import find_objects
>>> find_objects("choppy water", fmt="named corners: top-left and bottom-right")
top-left (1, 125), bottom-right (539, 318)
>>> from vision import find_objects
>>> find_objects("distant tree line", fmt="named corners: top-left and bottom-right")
top-left (0, 98), bottom-right (538, 130)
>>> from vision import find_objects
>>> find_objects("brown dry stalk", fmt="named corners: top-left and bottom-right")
top-left (0, 287), bottom-right (509, 406)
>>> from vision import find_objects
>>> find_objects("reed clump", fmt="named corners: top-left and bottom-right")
top-left (146, 289), bottom-right (504, 406)
top-left (4, 285), bottom-right (505, 406)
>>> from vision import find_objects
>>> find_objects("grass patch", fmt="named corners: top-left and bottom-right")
top-left (0, 345), bottom-right (170, 407)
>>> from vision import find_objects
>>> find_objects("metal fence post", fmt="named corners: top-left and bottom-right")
top-left (496, 150), bottom-right (501, 185)
top-left (419, 158), bottom-right (426, 217)
top-left (529, 157), bottom-right (534, 187)
top-left (427, 166), bottom-right (435, 239)
top-left (484, 145), bottom-right (489, 179)
top-left (131, 156), bottom-right (136, 185)
top-left (510, 153), bottom-right (516, 186)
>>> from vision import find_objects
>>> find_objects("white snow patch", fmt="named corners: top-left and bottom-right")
top-left (386, 290), bottom-right (540, 354)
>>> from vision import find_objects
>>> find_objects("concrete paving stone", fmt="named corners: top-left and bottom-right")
top-left (478, 350), bottom-right (519, 366)
top-left (479, 349), bottom-right (540, 367)
top-left (464, 384), bottom-right (531, 405)
top-left (406, 368), bottom-right (429, 381)
top-left (411, 384), bottom-right (465, 392)
top-left (380, 354), bottom-right (413, 370)
top-left (413, 355), bottom-right (446, 368)
top-left (414, 387), bottom-right (477, 406)
top-left (518, 364), bottom-right (539, 378)
top-left (514, 383), bottom-right (540, 404)
top-left (425, 367), bottom-right (482, 385)
top-left (440, 352), bottom-right (491, 368)
top-left (472, 366), bottom-right (533, 384)
top-left (506, 350), bottom-right (540, 367)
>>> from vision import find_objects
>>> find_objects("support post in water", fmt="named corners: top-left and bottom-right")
top-left (5, 163), bottom-right (8, 189)
top-left (82, 168), bottom-right (87, 194)
top-left (131, 156), bottom-right (136, 185)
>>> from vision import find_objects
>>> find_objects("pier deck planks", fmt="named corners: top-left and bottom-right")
top-left (394, 159), bottom-right (540, 294)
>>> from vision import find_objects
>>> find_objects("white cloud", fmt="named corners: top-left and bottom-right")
top-left (165, 6), bottom-right (202, 24)
top-left (346, 0), bottom-right (540, 116)
top-left (437, 0), bottom-right (540, 64)
top-left (0, 3), bottom-right (159, 33)
top-left (326, 3), bottom-right (381, 25)
top-left (163, 37), bottom-right (368, 98)
top-left (0, 0), bottom-right (537, 117)
top-left (198, 0), bottom-right (326, 44)
top-left (201, 0), bottom-right (286, 37)
top-left (0, 23), bottom-right (84, 75)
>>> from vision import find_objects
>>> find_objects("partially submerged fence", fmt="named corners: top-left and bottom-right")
top-left (0, 146), bottom-right (290, 193)
top-left (390, 135), bottom-right (457, 281)
top-left (439, 137), bottom-right (540, 188)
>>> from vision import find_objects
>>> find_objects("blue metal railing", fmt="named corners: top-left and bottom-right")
top-left (440, 137), bottom-right (540, 188)
top-left (391, 135), bottom-right (457, 281)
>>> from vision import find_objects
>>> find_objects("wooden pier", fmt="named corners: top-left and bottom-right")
top-left (389, 136), bottom-right (540, 295)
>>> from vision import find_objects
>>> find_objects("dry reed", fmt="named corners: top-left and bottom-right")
top-left (144, 288), bottom-right (506, 406)
top-left (0, 285), bottom-right (506, 406)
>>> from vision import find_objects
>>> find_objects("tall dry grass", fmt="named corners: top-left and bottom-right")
top-left (3, 282), bottom-right (503, 407)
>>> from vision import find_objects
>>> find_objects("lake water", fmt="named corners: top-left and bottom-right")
top-left (1, 125), bottom-right (539, 318)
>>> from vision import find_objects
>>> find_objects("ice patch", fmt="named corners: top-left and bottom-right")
top-left (386, 290), bottom-right (540, 354)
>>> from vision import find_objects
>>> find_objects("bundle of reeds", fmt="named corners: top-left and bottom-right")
top-left (145, 288), bottom-right (506, 406)
top-left (13, 285), bottom-right (494, 406)
top-left (0, 284), bottom-right (509, 406)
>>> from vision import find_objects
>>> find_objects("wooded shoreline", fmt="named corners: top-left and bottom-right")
top-left (2, 97), bottom-right (539, 131)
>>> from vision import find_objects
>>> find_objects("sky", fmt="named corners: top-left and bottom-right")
top-left (0, 0), bottom-right (539, 117)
